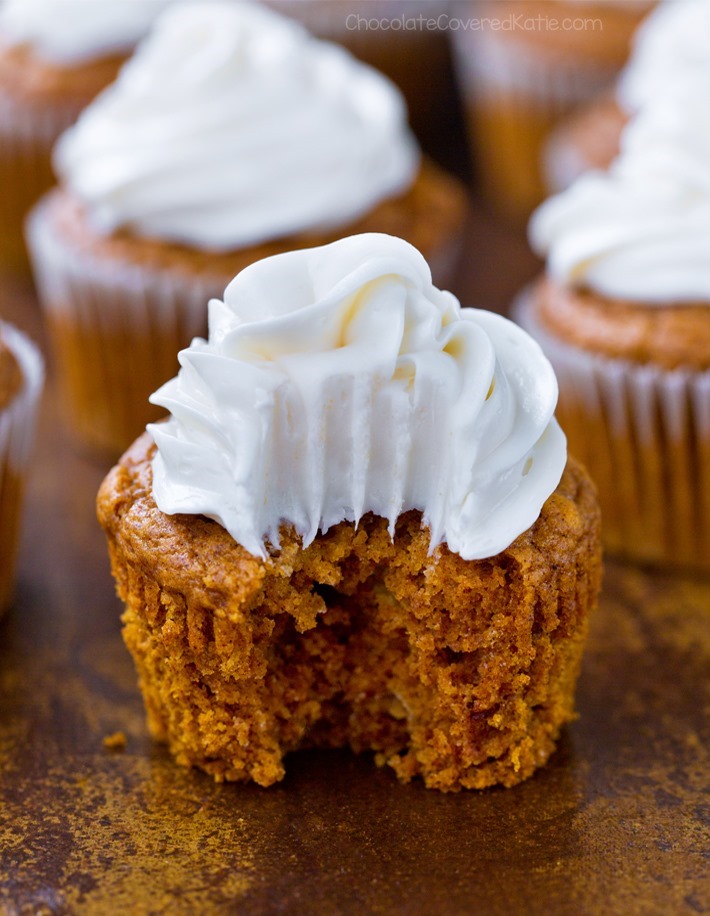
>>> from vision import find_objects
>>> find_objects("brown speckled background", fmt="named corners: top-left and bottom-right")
top-left (1, 29), bottom-right (709, 913)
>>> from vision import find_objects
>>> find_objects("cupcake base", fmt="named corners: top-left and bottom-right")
top-left (515, 289), bottom-right (710, 573)
top-left (98, 433), bottom-right (602, 791)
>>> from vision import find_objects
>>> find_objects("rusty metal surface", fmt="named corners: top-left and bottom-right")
top-left (0, 216), bottom-right (708, 915)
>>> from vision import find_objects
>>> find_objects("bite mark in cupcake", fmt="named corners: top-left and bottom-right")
top-left (98, 234), bottom-right (602, 791)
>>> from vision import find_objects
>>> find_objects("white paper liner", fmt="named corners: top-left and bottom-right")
top-left (451, 26), bottom-right (620, 107)
top-left (514, 289), bottom-right (710, 572)
top-left (0, 321), bottom-right (44, 613)
top-left (26, 196), bottom-right (228, 459)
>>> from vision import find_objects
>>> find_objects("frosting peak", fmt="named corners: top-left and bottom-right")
top-left (54, 0), bottom-right (420, 250)
top-left (149, 234), bottom-right (566, 560)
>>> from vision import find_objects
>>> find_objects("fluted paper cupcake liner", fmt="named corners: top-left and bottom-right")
top-left (0, 94), bottom-right (83, 273)
top-left (0, 322), bottom-right (44, 615)
top-left (26, 197), bottom-right (228, 459)
top-left (515, 290), bottom-right (710, 572)
top-left (450, 27), bottom-right (621, 217)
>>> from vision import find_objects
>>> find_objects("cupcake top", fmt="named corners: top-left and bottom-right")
top-left (148, 233), bottom-right (566, 561)
top-left (0, 0), bottom-right (176, 64)
top-left (617, 0), bottom-right (710, 115)
top-left (529, 76), bottom-right (710, 304)
top-left (54, 0), bottom-right (420, 252)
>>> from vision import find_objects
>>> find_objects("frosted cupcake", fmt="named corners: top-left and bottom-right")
top-left (518, 83), bottom-right (710, 572)
top-left (0, 321), bottom-right (43, 616)
top-left (27, 0), bottom-right (467, 459)
top-left (544, 0), bottom-right (710, 191)
top-left (450, 0), bottom-right (655, 218)
top-left (0, 0), bottom-right (176, 272)
top-left (97, 233), bottom-right (602, 791)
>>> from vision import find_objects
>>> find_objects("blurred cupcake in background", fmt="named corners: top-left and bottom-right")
top-left (265, 1), bottom-right (459, 154)
top-left (27, 0), bottom-right (468, 459)
top-left (0, 321), bottom-right (43, 616)
top-left (0, 0), bottom-right (176, 273)
top-left (544, 0), bottom-right (710, 192)
top-left (516, 78), bottom-right (710, 573)
top-left (450, 0), bottom-right (656, 220)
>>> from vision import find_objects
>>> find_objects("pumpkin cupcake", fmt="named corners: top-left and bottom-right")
top-left (0, 0), bottom-right (176, 272)
top-left (450, 0), bottom-right (655, 219)
top-left (518, 81), bottom-right (710, 572)
top-left (97, 233), bottom-right (602, 791)
top-left (0, 321), bottom-right (44, 616)
top-left (544, 0), bottom-right (710, 191)
top-left (27, 0), bottom-right (467, 459)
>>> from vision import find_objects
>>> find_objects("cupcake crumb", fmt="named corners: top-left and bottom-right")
top-left (103, 731), bottom-right (127, 752)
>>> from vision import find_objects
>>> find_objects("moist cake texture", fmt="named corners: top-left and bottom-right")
top-left (98, 434), bottom-right (602, 791)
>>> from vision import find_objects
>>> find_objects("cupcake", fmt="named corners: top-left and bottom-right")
top-left (27, 0), bottom-right (468, 459)
top-left (544, 0), bottom-right (710, 192)
top-left (450, 0), bottom-right (655, 219)
top-left (518, 83), bottom-right (710, 572)
top-left (0, 0), bottom-right (177, 272)
top-left (97, 233), bottom-right (602, 791)
top-left (264, 1), bottom-right (457, 145)
top-left (0, 321), bottom-right (44, 616)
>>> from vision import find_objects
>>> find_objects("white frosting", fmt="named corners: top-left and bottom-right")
top-left (530, 76), bottom-right (710, 304)
top-left (54, 0), bottom-right (420, 251)
top-left (0, 0), bottom-right (175, 64)
top-left (149, 234), bottom-right (566, 561)
top-left (617, 0), bottom-right (710, 114)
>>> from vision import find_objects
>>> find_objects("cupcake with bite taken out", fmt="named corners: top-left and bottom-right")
top-left (27, 0), bottom-right (467, 459)
top-left (97, 232), bottom-right (602, 791)
top-left (518, 78), bottom-right (710, 572)
top-left (0, 0), bottom-right (176, 272)
top-left (544, 0), bottom-right (710, 192)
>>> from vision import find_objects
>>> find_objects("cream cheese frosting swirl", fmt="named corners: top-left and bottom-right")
top-left (53, 0), bottom-right (420, 251)
top-left (0, 0), bottom-right (176, 64)
top-left (530, 76), bottom-right (710, 304)
top-left (617, 0), bottom-right (710, 115)
top-left (149, 234), bottom-right (566, 561)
